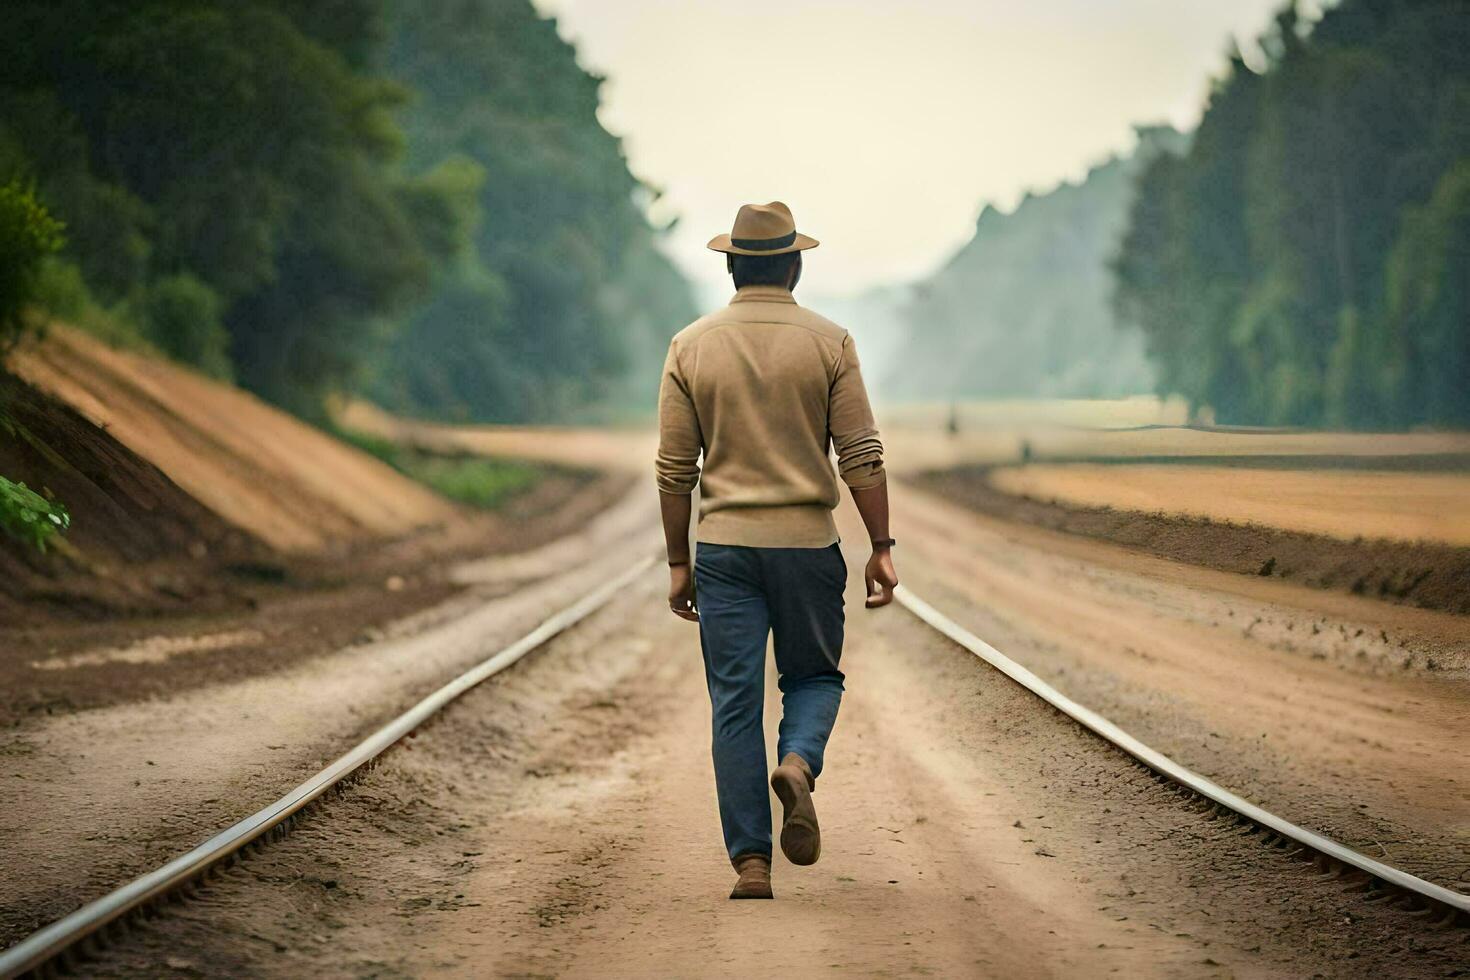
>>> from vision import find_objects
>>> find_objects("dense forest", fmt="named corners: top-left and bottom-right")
top-left (889, 126), bottom-right (1186, 403)
top-left (1115, 0), bottom-right (1470, 428)
top-left (0, 0), bottom-right (693, 423)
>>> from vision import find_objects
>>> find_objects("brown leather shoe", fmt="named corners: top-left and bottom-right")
top-left (729, 853), bottom-right (773, 899)
top-left (770, 752), bottom-right (820, 866)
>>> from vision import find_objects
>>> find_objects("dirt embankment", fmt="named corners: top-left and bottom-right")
top-left (0, 322), bottom-right (628, 641)
top-left (11, 327), bottom-right (459, 551)
top-left (0, 327), bottom-right (469, 626)
top-left (0, 336), bottom-right (630, 721)
top-left (918, 464), bottom-right (1470, 616)
top-left (0, 371), bottom-right (265, 623)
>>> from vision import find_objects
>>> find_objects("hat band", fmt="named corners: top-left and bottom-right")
top-left (731, 230), bottom-right (797, 252)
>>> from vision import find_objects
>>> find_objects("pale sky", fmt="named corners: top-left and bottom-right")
top-left (530, 0), bottom-right (1290, 298)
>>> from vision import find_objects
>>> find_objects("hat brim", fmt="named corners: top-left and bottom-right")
top-left (706, 232), bottom-right (819, 256)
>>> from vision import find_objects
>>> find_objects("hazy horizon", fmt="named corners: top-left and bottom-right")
top-left (532, 0), bottom-right (1306, 299)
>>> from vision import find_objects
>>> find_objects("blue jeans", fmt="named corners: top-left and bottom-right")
top-left (694, 542), bottom-right (846, 861)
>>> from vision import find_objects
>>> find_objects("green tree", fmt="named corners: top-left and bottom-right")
top-left (0, 0), bottom-right (445, 416)
top-left (1114, 0), bottom-right (1470, 428)
top-left (137, 273), bottom-right (233, 380)
top-left (368, 0), bottom-right (696, 422)
top-left (0, 179), bottom-right (65, 349)
top-left (1385, 160), bottom-right (1470, 425)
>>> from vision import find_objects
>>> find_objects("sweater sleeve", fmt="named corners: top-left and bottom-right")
top-left (829, 333), bottom-right (886, 489)
top-left (655, 340), bottom-right (703, 494)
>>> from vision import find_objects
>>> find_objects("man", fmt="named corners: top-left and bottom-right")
top-left (656, 201), bottom-right (899, 900)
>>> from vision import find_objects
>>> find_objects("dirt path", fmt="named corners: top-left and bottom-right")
top-left (76, 544), bottom-right (1463, 978)
top-left (8, 476), bottom-right (1467, 975)
top-left (892, 484), bottom-right (1470, 891)
top-left (0, 486), bottom-right (659, 948)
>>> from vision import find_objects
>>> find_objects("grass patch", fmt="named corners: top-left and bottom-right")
top-left (0, 474), bottom-right (69, 551)
top-left (338, 427), bottom-right (545, 510)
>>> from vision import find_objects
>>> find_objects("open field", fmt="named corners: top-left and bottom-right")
top-left (881, 398), bottom-right (1470, 473)
top-left (990, 463), bottom-right (1470, 547)
top-left (894, 398), bottom-right (1470, 612)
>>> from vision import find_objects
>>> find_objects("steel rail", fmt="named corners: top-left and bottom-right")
top-left (0, 555), bottom-right (656, 980)
top-left (894, 583), bottom-right (1470, 917)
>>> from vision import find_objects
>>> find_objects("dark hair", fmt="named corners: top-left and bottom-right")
top-left (729, 251), bottom-right (801, 290)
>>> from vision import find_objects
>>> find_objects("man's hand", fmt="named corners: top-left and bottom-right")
top-left (668, 563), bottom-right (699, 622)
top-left (864, 547), bottom-right (898, 608)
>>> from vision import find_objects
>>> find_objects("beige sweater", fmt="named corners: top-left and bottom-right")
top-left (655, 285), bottom-right (885, 548)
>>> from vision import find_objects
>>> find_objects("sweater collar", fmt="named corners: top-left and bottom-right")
top-left (730, 285), bottom-right (797, 305)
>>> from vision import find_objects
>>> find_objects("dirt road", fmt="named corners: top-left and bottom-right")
top-left (890, 484), bottom-right (1468, 890)
top-left (70, 530), bottom-right (1465, 978)
top-left (5, 479), bottom-right (1467, 976)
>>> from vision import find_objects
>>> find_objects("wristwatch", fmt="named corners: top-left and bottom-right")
top-left (871, 538), bottom-right (896, 549)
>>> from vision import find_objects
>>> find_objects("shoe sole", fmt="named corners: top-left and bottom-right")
top-left (771, 766), bottom-right (821, 866)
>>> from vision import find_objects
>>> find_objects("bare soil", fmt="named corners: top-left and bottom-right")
top-left (0, 484), bottom-right (660, 949)
top-left (893, 483), bottom-right (1469, 893)
top-left (0, 369), bottom-right (266, 624)
top-left (918, 464), bottom-right (1470, 616)
top-left (0, 467), bottom-right (620, 727)
top-left (11, 327), bottom-right (459, 551)
top-left (881, 402), bottom-right (1470, 475)
top-left (990, 461), bottom-right (1470, 546)
top-left (6, 414), bottom-right (1467, 976)
top-left (69, 551), bottom-right (1467, 979)
top-left (339, 399), bottom-right (654, 476)
top-left (1, 336), bottom-right (624, 724)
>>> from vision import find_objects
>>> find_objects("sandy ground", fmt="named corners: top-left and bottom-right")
top-left (339, 401), bottom-right (654, 477)
top-left (11, 328), bottom-right (458, 551)
top-left (344, 397), bottom-right (1470, 482)
top-left (917, 465), bottom-right (1470, 616)
top-left (0, 486), bottom-right (659, 947)
top-left (989, 463), bottom-right (1470, 547)
top-left (879, 402), bottom-right (1470, 474)
top-left (5, 446), bottom-right (1467, 974)
top-left (891, 484), bottom-right (1469, 890)
top-left (72, 536), bottom-right (1465, 978)
top-left (0, 467), bottom-right (620, 723)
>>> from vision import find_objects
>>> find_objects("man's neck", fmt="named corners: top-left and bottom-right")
top-left (731, 284), bottom-right (797, 305)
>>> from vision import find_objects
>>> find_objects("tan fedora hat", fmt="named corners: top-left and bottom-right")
top-left (707, 201), bottom-right (819, 256)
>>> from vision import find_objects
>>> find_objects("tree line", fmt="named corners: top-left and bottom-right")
top-left (1114, 0), bottom-right (1470, 428)
top-left (891, 126), bottom-right (1185, 403)
top-left (0, 0), bottom-right (694, 422)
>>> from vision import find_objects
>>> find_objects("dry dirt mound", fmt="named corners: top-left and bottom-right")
top-left (918, 465), bottom-right (1470, 616)
top-left (989, 461), bottom-right (1470, 547)
top-left (339, 400), bottom-right (654, 475)
top-left (0, 371), bottom-right (264, 623)
top-left (10, 327), bottom-right (459, 552)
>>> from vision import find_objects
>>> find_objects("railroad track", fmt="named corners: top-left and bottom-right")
top-left (3, 561), bottom-right (1465, 977)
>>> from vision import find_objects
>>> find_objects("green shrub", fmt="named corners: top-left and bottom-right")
top-left (405, 455), bottom-right (541, 510)
top-left (137, 273), bottom-right (233, 380)
top-left (0, 474), bottom-right (69, 552)
top-left (336, 426), bottom-right (546, 510)
top-left (30, 256), bottom-right (157, 353)
top-left (30, 256), bottom-right (92, 321)
top-left (0, 180), bottom-right (65, 350)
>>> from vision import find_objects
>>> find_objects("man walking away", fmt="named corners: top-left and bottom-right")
top-left (655, 201), bottom-right (899, 900)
